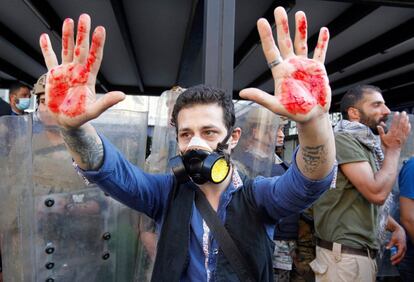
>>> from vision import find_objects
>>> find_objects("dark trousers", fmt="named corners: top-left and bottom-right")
top-left (397, 239), bottom-right (414, 282)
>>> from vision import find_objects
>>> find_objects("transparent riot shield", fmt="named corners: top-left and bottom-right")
top-left (232, 104), bottom-right (279, 177)
top-left (33, 188), bottom-right (112, 282)
top-left (31, 110), bottom-right (109, 282)
top-left (92, 108), bottom-right (149, 282)
top-left (92, 109), bottom-right (148, 168)
top-left (0, 115), bottom-right (34, 282)
top-left (138, 87), bottom-right (184, 281)
top-left (145, 87), bottom-right (184, 173)
top-left (377, 113), bottom-right (414, 278)
top-left (32, 112), bottom-right (86, 196)
top-left (2, 105), bottom-right (151, 282)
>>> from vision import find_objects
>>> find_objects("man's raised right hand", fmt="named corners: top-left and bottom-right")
top-left (40, 14), bottom-right (125, 129)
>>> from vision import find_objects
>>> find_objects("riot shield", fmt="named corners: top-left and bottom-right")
top-left (377, 113), bottom-right (414, 278)
top-left (32, 111), bottom-right (86, 196)
top-left (92, 109), bottom-right (148, 167)
top-left (0, 106), bottom-right (151, 282)
top-left (33, 188), bottom-right (112, 282)
top-left (139, 87), bottom-right (184, 281)
top-left (145, 87), bottom-right (184, 173)
top-left (92, 108), bottom-right (150, 281)
top-left (232, 104), bottom-right (280, 177)
top-left (0, 115), bottom-right (34, 282)
top-left (31, 112), bottom-right (116, 281)
top-left (31, 108), bottom-right (148, 282)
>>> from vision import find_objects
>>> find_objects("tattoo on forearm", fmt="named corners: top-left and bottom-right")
top-left (61, 128), bottom-right (103, 170)
top-left (301, 145), bottom-right (327, 174)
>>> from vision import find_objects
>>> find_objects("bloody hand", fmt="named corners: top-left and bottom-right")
top-left (39, 14), bottom-right (125, 129)
top-left (240, 7), bottom-right (331, 123)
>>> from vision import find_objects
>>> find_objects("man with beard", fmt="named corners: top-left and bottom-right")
top-left (311, 85), bottom-right (410, 282)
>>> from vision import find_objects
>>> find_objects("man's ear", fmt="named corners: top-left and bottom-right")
top-left (9, 95), bottom-right (16, 105)
top-left (229, 127), bottom-right (241, 150)
top-left (347, 107), bottom-right (360, 121)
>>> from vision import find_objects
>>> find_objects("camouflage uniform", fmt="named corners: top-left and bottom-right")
top-left (290, 211), bottom-right (316, 282)
top-left (273, 240), bottom-right (296, 282)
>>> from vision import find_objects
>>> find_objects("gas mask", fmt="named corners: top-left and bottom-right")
top-left (169, 129), bottom-right (233, 185)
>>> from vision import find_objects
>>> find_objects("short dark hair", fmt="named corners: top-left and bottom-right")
top-left (170, 85), bottom-right (235, 132)
top-left (340, 85), bottom-right (382, 120)
top-left (9, 82), bottom-right (29, 96)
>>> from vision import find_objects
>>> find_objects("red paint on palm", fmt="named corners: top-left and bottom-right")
top-left (69, 65), bottom-right (89, 84)
top-left (298, 17), bottom-right (307, 39)
top-left (281, 79), bottom-right (316, 114)
top-left (60, 86), bottom-right (87, 117)
top-left (281, 58), bottom-right (327, 114)
top-left (48, 66), bottom-right (89, 116)
top-left (47, 26), bottom-right (102, 117)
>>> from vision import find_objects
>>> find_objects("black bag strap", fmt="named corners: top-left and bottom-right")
top-left (194, 188), bottom-right (256, 282)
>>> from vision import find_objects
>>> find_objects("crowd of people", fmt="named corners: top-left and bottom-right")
top-left (0, 5), bottom-right (413, 282)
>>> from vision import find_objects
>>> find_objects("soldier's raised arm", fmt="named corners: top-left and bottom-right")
top-left (39, 14), bottom-right (125, 170)
top-left (240, 7), bottom-right (335, 180)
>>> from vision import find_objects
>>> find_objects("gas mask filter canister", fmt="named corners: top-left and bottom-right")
top-left (170, 133), bottom-right (232, 185)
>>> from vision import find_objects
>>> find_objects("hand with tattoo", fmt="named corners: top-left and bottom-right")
top-left (39, 14), bottom-right (125, 129)
top-left (240, 7), bottom-right (331, 123)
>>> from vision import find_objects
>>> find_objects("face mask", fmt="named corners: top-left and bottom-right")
top-left (16, 98), bottom-right (30, 111)
top-left (169, 130), bottom-right (233, 185)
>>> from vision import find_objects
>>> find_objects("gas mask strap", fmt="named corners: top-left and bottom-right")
top-left (216, 126), bottom-right (234, 154)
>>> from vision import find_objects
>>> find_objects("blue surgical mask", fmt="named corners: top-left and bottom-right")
top-left (16, 98), bottom-right (31, 111)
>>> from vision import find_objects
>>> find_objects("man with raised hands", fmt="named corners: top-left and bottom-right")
top-left (312, 85), bottom-right (410, 282)
top-left (39, 7), bottom-right (335, 282)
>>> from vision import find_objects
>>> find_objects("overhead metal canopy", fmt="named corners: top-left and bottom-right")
top-left (0, 0), bottom-right (413, 112)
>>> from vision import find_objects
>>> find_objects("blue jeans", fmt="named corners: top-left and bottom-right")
top-left (398, 239), bottom-right (414, 282)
